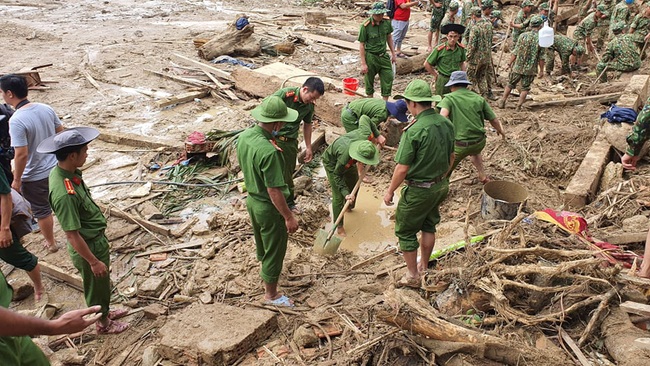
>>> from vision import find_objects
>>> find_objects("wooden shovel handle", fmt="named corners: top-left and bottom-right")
top-left (326, 165), bottom-right (368, 241)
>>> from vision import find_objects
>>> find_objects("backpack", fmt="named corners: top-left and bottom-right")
top-left (600, 104), bottom-right (638, 124)
top-left (387, 0), bottom-right (396, 19)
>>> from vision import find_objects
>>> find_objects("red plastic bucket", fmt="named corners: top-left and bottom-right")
top-left (343, 77), bottom-right (358, 95)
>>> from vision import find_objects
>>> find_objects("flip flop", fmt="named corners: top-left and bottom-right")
top-left (396, 274), bottom-right (421, 289)
top-left (96, 319), bottom-right (129, 334)
top-left (396, 53), bottom-right (408, 58)
top-left (108, 308), bottom-right (129, 320)
top-left (262, 295), bottom-right (295, 308)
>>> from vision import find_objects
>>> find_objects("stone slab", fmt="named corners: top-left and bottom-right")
top-left (617, 74), bottom-right (650, 110)
top-left (563, 132), bottom-right (612, 208)
top-left (138, 276), bottom-right (166, 297)
top-left (157, 303), bottom-right (277, 365)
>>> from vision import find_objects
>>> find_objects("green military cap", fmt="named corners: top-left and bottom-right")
top-left (521, 0), bottom-right (534, 7)
top-left (596, 3), bottom-right (609, 16)
top-left (539, 2), bottom-right (549, 10)
top-left (350, 140), bottom-right (380, 165)
top-left (251, 96), bottom-right (299, 123)
top-left (449, 1), bottom-right (460, 10)
top-left (491, 10), bottom-right (502, 19)
top-left (530, 14), bottom-right (544, 27)
top-left (481, 0), bottom-right (493, 9)
top-left (611, 21), bottom-right (626, 33)
top-left (573, 43), bottom-right (585, 55)
top-left (368, 2), bottom-right (389, 14)
top-left (394, 79), bottom-right (443, 102)
top-left (471, 6), bottom-right (482, 16)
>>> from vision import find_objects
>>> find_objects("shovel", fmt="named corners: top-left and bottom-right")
top-left (313, 167), bottom-right (366, 255)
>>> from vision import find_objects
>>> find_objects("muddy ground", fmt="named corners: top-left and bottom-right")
top-left (2, 0), bottom-right (650, 365)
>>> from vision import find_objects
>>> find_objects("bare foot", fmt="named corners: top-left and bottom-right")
top-left (336, 226), bottom-right (347, 237)
top-left (362, 175), bottom-right (373, 184)
top-left (45, 243), bottom-right (59, 253)
top-left (34, 286), bottom-right (44, 301)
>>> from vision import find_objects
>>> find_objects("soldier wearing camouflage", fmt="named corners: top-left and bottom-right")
top-left (545, 34), bottom-right (585, 75)
top-left (441, 1), bottom-right (461, 29)
top-left (466, 6), bottom-right (495, 98)
top-left (610, 0), bottom-right (633, 39)
top-left (629, 7), bottom-right (650, 55)
top-left (428, 0), bottom-right (452, 51)
top-left (511, 0), bottom-right (534, 45)
top-left (574, 6), bottom-right (608, 58)
top-left (597, 22), bottom-right (641, 82)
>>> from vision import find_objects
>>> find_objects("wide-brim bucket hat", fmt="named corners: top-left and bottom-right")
top-left (37, 127), bottom-right (100, 154)
top-left (445, 71), bottom-right (473, 87)
top-left (394, 80), bottom-right (442, 103)
top-left (250, 95), bottom-right (299, 123)
top-left (349, 140), bottom-right (380, 166)
top-left (386, 99), bottom-right (408, 122)
top-left (368, 2), bottom-right (389, 14)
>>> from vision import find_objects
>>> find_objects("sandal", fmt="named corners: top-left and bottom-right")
top-left (262, 295), bottom-right (295, 308)
top-left (96, 319), bottom-right (129, 334)
top-left (396, 53), bottom-right (408, 59)
top-left (396, 274), bottom-right (421, 289)
top-left (108, 308), bottom-right (129, 320)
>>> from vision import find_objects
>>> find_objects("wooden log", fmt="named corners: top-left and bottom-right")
top-left (39, 261), bottom-right (83, 291)
top-left (98, 203), bottom-right (171, 237)
top-left (603, 232), bottom-right (647, 245)
top-left (395, 53), bottom-right (428, 75)
top-left (297, 130), bottom-right (326, 164)
top-left (198, 23), bottom-right (261, 60)
top-left (96, 129), bottom-right (178, 149)
top-left (601, 307), bottom-right (650, 366)
top-left (135, 241), bottom-right (205, 257)
top-left (302, 33), bottom-right (357, 50)
top-left (528, 92), bottom-right (622, 108)
top-left (620, 301), bottom-right (650, 317)
top-left (155, 90), bottom-right (210, 108)
top-left (559, 328), bottom-right (591, 366)
top-left (172, 53), bottom-right (233, 82)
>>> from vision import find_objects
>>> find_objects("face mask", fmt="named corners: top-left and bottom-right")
top-left (272, 130), bottom-right (279, 137)
top-left (541, 14), bottom-right (548, 21)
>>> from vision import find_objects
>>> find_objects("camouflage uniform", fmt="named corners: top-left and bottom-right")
top-left (595, 0), bottom-right (616, 47)
top-left (546, 34), bottom-right (580, 75)
top-left (467, 17), bottom-right (494, 96)
top-left (508, 30), bottom-right (542, 91)
top-left (512, 9), bottom-right (532, 44)
top-left (626, 97), bottom-right (650, 157)
top-left (430, 0), bottom-right (451, 32)
top-left (629, 13), bottom-right (650, 51)
top-left (596, 33), bottom-right (641, 81)
top-left (610, 1), bottom-right (632, 38)
top-left (573, 12), bottom-right (599, 51)
top-left (441, 10), bottom-right (461, 28)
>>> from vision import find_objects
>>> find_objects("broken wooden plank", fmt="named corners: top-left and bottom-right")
top-left (555, 8), bottom-right (579, 23)
top-left (620, 301), bottom-right (650, 317)
top-left (298, 130), bottom-right (326, 163)
top-left (171, 216), bottom-right (199, 238)
top-left (145, 69), bottom-right (213, 88)
top-left (96, 129), bottom-right (179, 149)
top-left (172, 53), bottom-right (234, 82)
top-left (616, 273), bottom-right (650, 288)
top-left (135, 241), bottom-right (204, 257)
top-left (39, 261), bottom-right (83, 291)
top-left (603, 232), bottom-right (647, 245)
top-left (302, 33), bottom-right (358, 50)
top-left (155, 89), bottom-right (210, 108)
top-left (98, 203), bottom-right (171, 237)
top-left (528, 92), bottom-right (622, 108)
top-left (563, 132), bottom-right (612, 208)
top-left (559, 328), bottom-right (591, 366)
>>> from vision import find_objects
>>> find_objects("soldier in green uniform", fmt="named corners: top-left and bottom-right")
top-left (629, 6), bottom-right (650, 58)
top-left (610, 0), bottom-right (634, 39)
top-left (383, 80), bottom-right (455, 288)
top-left (441, 1), bottom-right (461, 29)
top-left (236, 96), bottom-right (300, 307)
top-left (428, 0), bottom-right (451, 51)
top-left (359, 2), bottom-right (397, 100)
top-left (539, 2), bottom-right (555, 27)
top-left (322, 117), bottom-right (380, 236)
top-left (271, 77), bottom-right (324, 212)
top-left (38, 127), bottom-right (129, 334)
top-left (511, 0), bottom-right (534, 45)
top-left (621, 97), bottom-right (650, 278)
top-left (499, 15), bottom-right (545, 110)
top-left (545, 34), bottom-right (585, 75)
top-left (574, 5), bottom-right (609, 60)
top-left (0, 271), bottom-right (101, 365)
top-left (490, 10), bottom-right (503, 28)
top-left (466, 7), bottom-right (495, 99)
top-left (424, 23), bottom-right (467, 96)
top-left (439, 71), bottom-right (505, 184)
top-left (595, 0), bottom-right (616, 48)
top-left (340, 97), bottom-right (408, 139)
top-left (597, 22), bottom-right (641, 81)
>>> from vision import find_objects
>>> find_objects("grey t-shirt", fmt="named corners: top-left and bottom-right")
top-left (10, 103), bottom-right (62, 182)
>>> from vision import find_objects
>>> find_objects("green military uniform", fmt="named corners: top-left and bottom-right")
top-left (629, 13), bottom-right (650, 52)
top-left (509, 30), bottom-right (542, 91)
top-left (546, 34), bottom-right (580, 74)
top-left (359, 16), bottom-right (394, 97)
top-left (394, 109), bottom-right (455, 251)
top-left (0, 170), bottom-right (38, 273)
top-left (574, 12), bottom-right (600, 51)
top-left (430, 0), bottom-right (450, 31)
top-left (426, 41), bottom-right (467, 95)
top-left (271, 87), bottom-right (315, 208)
top-left (340, 98), bottom-right (386, 134)
top-left (626, 97), bottom-right (650, 157)
top-left (460, 0), bottom-right (477, 25)
top-left (512, 9), bottom-right (532, 44)
top-left (610, 2), bottom-right (631, 37)
top-left (322, 116), bottom-right (375, 227)
top-left (236, 125), bottom-right (290, 284)
top-left (49, 167), bottom-right (111, 320)
top-left (597, 33), bottom-right (641, 81)
top-left (595, 1), bottom-right (616, 46)
top-left (466, 17), bottom-right (494, 96)
top-left (438, 88), bottom-right (496, 171)
top-left (0, 272), bottom-right (50, 365)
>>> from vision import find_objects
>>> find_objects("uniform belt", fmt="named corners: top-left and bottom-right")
top-left (455, 137), bottom-right (485, 147)
top-left (368, 51), bottom-right (387, 57)
top-left (276, 135), bottom-right (290, 142)
top-left (406, 175), bottom-right (445, 188)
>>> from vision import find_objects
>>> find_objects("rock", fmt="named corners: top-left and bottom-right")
top-left (602, 121), bottom-right (650, 157)
top-left (141, 346), bottom-right (159, 366)
top-left (173, 294), bottom-right (194, 303)
top-left (199, 245), bottom-right (217, 259)
top-left (144, 303), bottom-right (168, 319)
top-left (133, 258), bottom-right (150, 275)
top-left (600, 161), bottom-right (623, 191)
top-left (622, 215), bottom-right (649, 232)
top-left (293, 176), bottom-right (312, 196)
top-left (304, 11), bottom-right (327, 25)
top-left (11, 280), bottom-right (34, 301)
top-left (139, 201), bottom-right (162, 220)
top-left (293, 324), bottom-right (319, 348)
top-left (51, 348), bottom-right (84, 365)
top-left (199, 291), bottom-right (213, 304)
top-left (138, 276), bottom-right (167, 297)
top-left (192, 220), bottom-right (211, 236)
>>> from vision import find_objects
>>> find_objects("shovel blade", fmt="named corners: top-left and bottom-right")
top-left (313, 229), bottom-right (343, 255)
